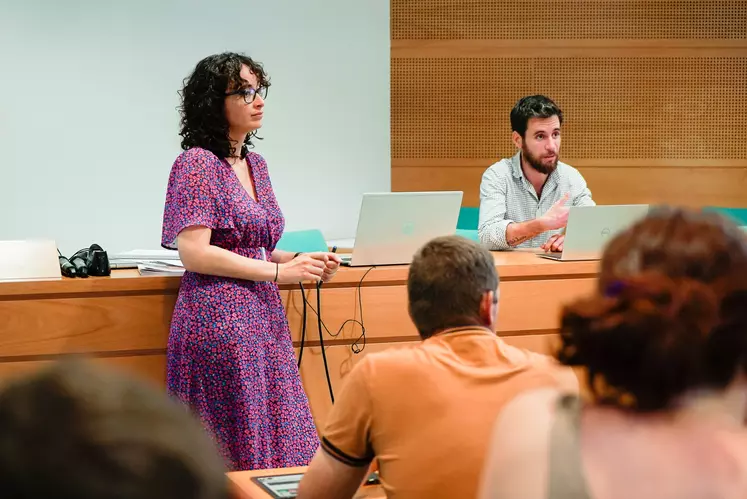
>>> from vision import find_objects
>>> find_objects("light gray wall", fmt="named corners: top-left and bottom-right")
top-left (0, 0), bottom-right (390, 255)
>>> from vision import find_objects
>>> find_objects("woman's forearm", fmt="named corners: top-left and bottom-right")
top-left (270, 249), bottom-right (296, 264)
top-left (180, 244), bottom-right (278, 282)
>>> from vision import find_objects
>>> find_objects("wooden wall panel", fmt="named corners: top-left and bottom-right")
top-left (0, 354), bottom-right (168, 388)
top-left (282, 277), bottom-right (595, 344)
top-left (392, 1), bottom-right (746, 40)
top-left (0, 294), bottom-right (173, 356)
top-left (393, 166), bottom-right (747, 207)
top-left (392, 57), bottom-right (747, 161)
top-left (391, 0), bottom-right (747, 209)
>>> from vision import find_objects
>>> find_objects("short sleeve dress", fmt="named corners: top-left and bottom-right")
top-left (161, 147), bottom-right (319, 470)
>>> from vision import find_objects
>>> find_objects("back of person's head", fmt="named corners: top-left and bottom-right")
top-left (0, 359), bottom-right (229, 499)
top-left (558, 207), bottom-right (747, 412)
top-left (408, 235), bottom-right (499, 339)
top-left (510, 95), bottom-right (563, 138)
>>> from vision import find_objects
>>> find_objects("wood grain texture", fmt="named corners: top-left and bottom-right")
top-left (390, 0), bottom-right (747, 209)
top-left (283, 277), bottom-right (596, 345)
top-left (391, 1), bottom-right (747, 40)
top-left (392, 39), bottom-right (747, 58)
top-left (0, 294), bottom-right (174, 356)
top-left (393, 166), bottom-right (747, 207)
top-left (391, 57), bottom-right (747, 161)
top-left (0, 254), bottom-right (598, 428)
top-left (0, 354), bottom-right (168, 387)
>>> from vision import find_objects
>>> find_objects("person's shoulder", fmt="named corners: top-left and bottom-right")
top-left (501, 340), bottom-right (554, 366)
top-left (491, 386), bottom-right (566, 458)
top-left (357, 342), bottom-right (432, 376)
top-left (481, 158), bottom-right (515, 190)
top-left (714, 425), bottom-right (747, 468)
top-left (179, 147), bottom-right (221, 162)
top-left (502, 386), bottom-right (565, 424)
top-left (502, 343), bottom-right (579, 392)
top-left (483, 157), bottom-right (513, 178)
top-left (337, 348), bottom-right (415, 397)
top-left (173, 147), bottom-right (223, 172)
top-left (478, 386), bottom-right (566, 499)
top-left (246, 150), bottom-right (267, 166)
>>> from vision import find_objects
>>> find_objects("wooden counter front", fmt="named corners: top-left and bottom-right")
top-left (0, 251), bottom-right (598, 426)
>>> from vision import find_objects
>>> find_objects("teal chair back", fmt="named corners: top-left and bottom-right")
top-left (455, 228), bottom-right (479, 242)
top-left (703, 207), bottom-right (747, 226)
top-left (275, 229), bottom-right (328, 253)
top-left (457, 206), bottom-right (479, 230)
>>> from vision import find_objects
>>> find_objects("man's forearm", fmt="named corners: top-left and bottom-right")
top-left (297, 450), bottom-right (368, 499)
top-left (505, 219), bottom-right (546, 247)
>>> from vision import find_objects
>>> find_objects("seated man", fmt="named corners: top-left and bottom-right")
top-left (0, 359), bottom-right (229, 499)
top-left (478, 95), bottom-right (595, 252)
top-left (297, 235), bottom-right (577, 499)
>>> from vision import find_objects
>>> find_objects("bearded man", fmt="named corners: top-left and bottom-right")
top-left (478, 95), bottom-right (595, 251)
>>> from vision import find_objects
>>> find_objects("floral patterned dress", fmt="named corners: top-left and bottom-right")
top-left (161, 147), bottom-right (318, 470)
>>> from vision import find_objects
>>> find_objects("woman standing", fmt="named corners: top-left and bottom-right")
top-left (161, 52), bottom-right (340, 471)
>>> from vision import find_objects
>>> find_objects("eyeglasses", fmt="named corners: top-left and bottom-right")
top-left (225, 86), bottom-right (268, 104)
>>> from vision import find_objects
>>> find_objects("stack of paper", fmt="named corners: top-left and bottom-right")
top-left (136, 260), bottom-right (185, 276)
top-left (109, 249), bottom-right (184, 275)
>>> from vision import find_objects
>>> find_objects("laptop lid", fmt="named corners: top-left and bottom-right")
top-left (346, 191), bottom-right (463, 266)
top-left (540, 204), bottom-right (650, 261)
top-left (0, 239), bottom-right (62, 281)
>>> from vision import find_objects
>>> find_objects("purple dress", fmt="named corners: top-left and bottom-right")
top-left (161, 147), bottom-right (319, 471)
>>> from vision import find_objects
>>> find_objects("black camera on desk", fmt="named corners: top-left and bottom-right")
top-left (58, 244), bottom-right (111, 278)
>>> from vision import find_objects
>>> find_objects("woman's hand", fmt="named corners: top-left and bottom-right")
top-left (306, 252), bottom-right (342, 283)
top-left (277, 254), bottom-right (326, 283)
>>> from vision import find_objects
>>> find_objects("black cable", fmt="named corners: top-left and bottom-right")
top-left (297, 267), bottom-right (375, 351)
top-left (351, 266), bottom-right (375, 354)
top-left (297, 283), bottom-right (307, 369)
top-left (295, 265), bottom-right (377, 404)
top-left (317, 280), bottom-right (335, 403)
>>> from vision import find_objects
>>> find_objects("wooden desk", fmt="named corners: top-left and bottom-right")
top-left (0, 251), bottom-right (598, 426)
top-left (227, 466), bottom-right (385, 499)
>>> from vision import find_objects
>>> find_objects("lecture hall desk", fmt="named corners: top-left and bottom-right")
top-left (0, 250), bottom-right (598, 427)
top-left (227, 466), bottom-right (385, 499)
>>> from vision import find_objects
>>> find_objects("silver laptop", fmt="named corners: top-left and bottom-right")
top-left (0, 239), bottom-right (62, 281)
top-left (341, 191), bottom-right (463, 266)
top-left (538, 204), bottom-right (650, 261)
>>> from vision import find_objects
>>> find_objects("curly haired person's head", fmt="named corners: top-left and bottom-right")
top-left (557, 207), bottom-right (747, 412)
top-left (179, 52), bottom-right (270, 159)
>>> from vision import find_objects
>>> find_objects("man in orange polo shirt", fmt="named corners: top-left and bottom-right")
top-left (297, 235), bottom-right (577, 499)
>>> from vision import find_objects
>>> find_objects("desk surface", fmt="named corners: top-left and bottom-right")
top-left (0, 248), bottom-right (598, 434)
top-left (0, 250), bottom-right (599, 298)
top-left (227, 467), bottom-right (385, 499)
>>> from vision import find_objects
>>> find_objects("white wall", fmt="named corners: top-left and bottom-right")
top-left (0, 0), bottom-right (390, 255)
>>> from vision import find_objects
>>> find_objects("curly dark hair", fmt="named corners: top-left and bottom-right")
top-left (510, 95), bottom-right (563, 138)
top-left (557, 207), bottom-right (747, 412)
top-left (179, 52), bottom-right (270, 159)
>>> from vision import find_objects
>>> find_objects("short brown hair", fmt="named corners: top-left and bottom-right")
top-left (408, 236), bottom-right (499, 339)
top-left (558, 207), bottom-right (747, 412)
top-left (0, 359), bottom-right (229, 499)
